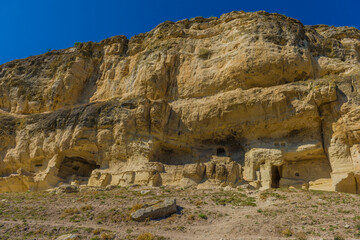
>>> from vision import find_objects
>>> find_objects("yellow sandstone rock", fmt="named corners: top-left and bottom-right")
top-left (0, 11), bottom-right (359, 193)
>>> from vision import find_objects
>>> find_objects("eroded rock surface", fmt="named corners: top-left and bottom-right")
top-left (0, 11), bottom-right (359, 193)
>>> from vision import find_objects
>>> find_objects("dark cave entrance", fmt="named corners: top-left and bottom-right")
top-left (271, 166), bottom-right (282, 188)
top-left (216, 147), bottom-right (227, 157)
top-left (58, 156), bottom-right (100, 180)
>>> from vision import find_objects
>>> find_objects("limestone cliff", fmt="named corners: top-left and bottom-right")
top-left (0, 11), bottom-right (359, 193)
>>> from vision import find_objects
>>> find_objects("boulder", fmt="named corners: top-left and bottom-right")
top-left (56, 234), bottom-right (79, 240)
top-left (131, 198), bottom-right (177, 221)
top-left (57, 184), bottom-right (79, 193)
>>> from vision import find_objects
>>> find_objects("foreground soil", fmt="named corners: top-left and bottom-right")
top-left (1, 186), bottom-right (360, 240)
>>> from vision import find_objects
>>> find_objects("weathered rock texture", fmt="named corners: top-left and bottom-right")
top-left (0, 11), bottom-right (359, 193)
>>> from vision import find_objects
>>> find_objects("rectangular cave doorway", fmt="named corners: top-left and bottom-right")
top-left (271, 165), bottom-right (282, 188)
top-left (58, 156), bottom-right (100, 181)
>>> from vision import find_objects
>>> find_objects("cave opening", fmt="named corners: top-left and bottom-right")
top-left (271, 166), bottom-right (282, 188)
top-left (58, 156), bottom-right (100, 180)
top-left (216, 147), bottom-right (227, 157)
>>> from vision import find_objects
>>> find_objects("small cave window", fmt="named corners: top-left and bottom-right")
top-left (216, 147), bottom-right (227, 157)
top-left (295, 172), bottom-right (300, 177)
top-left (58, 156), bottom-right (100, 180)
top-left (35, 164), bottom-right (43, 168)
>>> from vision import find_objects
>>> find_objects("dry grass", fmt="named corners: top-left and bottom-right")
top-left (137, 233), bottom-right (154, 240)
top-left (0, 186), bottom-right (360, 239)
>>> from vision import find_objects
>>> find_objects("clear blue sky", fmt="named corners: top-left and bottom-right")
top-left (0, 0), bottom-right (358, 64)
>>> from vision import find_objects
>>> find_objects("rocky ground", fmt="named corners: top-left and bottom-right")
top-left (0, 186), bottom-right (360, 239)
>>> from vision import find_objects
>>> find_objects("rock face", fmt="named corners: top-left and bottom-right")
top-left (0, 11), bottom-right (359, 193)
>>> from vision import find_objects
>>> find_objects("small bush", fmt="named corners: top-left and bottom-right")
top-left (198, 213), bottom-right (208, 220)
top-left (100, 232), bottom-right (115, 240)
top-left (63, 208), bottom-right (79, 214)
top-left (137, 233), bottom-right (154, 240)
top-left (177, 226), bottom-right (185, 231)
top-left (130, 203), bottom-right (144, 213)
top-left (81, 205), bottom-right (93, 212)
top-left (60, 207), bottom-right (79, 219)
top-left (93, 228), bottom-right (103, 235)
top-left (281, 228), bottom-right (292, 237)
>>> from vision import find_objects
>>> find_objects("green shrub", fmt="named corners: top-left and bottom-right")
top-left (198, 213), bottom-right (208, 220)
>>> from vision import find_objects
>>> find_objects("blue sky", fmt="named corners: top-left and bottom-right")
top-left (0, 0), bottom-right (358, 64)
